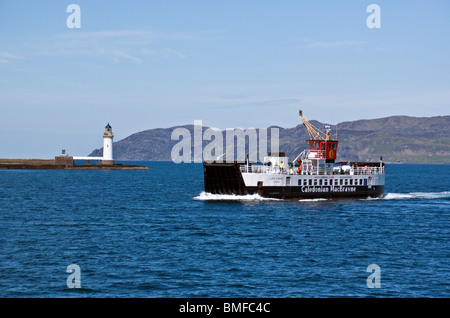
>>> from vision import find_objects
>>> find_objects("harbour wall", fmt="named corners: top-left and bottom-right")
top-left (0, 157), bottom-right (148, 170)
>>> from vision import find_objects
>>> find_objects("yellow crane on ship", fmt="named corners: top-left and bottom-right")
top-left (299, 110), bottom-right (333, 141)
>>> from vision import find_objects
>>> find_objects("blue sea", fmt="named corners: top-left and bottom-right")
top-left (0, 163), bottom-right (449, 298)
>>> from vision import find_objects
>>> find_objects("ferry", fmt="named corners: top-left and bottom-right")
top-left (203, 110), bottom-right (385, 199)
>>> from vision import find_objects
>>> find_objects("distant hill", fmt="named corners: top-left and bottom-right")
top-left (89, 115), bottom-right (450, 164)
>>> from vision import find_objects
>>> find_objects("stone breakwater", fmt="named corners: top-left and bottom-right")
top-left (0, 158), bottom-right (149, 170)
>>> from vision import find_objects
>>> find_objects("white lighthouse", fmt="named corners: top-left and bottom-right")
top-left (102, 123), bottom-right (114, 165)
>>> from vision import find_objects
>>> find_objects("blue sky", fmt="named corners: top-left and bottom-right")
top-left (1, 0), bottom-right (449, 158)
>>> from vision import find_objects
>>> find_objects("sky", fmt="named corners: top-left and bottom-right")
top-left (0, 0), bottom-right (449, 158)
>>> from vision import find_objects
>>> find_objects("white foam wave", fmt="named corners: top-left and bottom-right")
top-left (383, 192), bottom-right (450, 200)
top-left (194, 191), bottom-right (450, 202)
top-left (383, 193), bottom-right (414, 200)
top-left (193, 191), bottom-right (280, 201)
top-left (298, 198), bottom-right (329, 202)
top-left (361, 196), bottom-right (382, 201)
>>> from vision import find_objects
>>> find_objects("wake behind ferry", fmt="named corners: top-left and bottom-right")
top-left (203, 110), bottom-right (385, 199)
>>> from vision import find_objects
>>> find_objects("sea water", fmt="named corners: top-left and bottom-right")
top-left (0, 163), bottom-right (448, 297)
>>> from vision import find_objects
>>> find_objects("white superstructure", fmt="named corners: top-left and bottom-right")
top-left (240, 152), bottom-right (385, 192)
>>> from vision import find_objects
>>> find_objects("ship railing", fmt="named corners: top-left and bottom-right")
top-left (240, 165), bottom-right (287, 174)
top-left (291, 149), bottom-right (309, 164)
top-left (351, 166), bottom-right (384, 175)
top-left (307, 150), bottom-right (326, 159)
top-left (240, 164), bottom-right (384, 175)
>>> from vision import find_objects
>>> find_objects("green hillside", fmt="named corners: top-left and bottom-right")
top-left (89, 115), bottom-right (450, 164)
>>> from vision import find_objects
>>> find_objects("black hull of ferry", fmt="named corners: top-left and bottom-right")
top-left (246, 185), bottom-right (385, 200)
